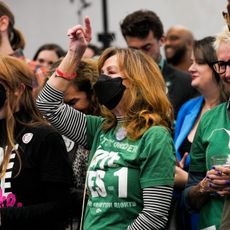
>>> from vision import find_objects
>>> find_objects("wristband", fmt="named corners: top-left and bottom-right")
top-left (55, 68), bottom-right (77, 80)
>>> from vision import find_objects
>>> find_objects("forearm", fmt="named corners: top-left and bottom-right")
top-left (47, 17), bottom-right (91, 92)
top-left (174, 166), bottom-right (188, 188)
top-left (184, 172), bottom-right (211, 211)
top-left (36, 84), bottom-right (87, 145)
top-left (127, 186), bottom-right (173, 230)
top-left (48, 51), bottom-right (80, 92)
top-left (186, 178), bottom-right (211, 210)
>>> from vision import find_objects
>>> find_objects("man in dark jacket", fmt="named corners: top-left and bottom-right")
top-left (120, 9), bottom-right (198, 120)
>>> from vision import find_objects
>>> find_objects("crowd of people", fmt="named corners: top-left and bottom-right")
top-left (1, 0), bottom-right (230, 229)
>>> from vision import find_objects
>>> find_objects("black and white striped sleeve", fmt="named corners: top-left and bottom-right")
top-left (127, 186), bottom-right (173, 230)
top-left (36, 83), bottom-right (87, 146)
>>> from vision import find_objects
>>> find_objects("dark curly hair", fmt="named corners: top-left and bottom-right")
top-left (120, 9), bottom-right (164, 40)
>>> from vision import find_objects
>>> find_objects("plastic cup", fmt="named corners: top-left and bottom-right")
top-left (211, 155), bottom-right (230, 167)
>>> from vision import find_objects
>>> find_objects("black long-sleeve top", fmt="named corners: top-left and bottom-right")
top-left (0, 120), bottom-right (81, 230)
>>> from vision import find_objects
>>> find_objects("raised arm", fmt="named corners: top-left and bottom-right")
top-left (36, 18), bottom-right (92, 145)
top-left (48, 16), bottom-right (92, 91)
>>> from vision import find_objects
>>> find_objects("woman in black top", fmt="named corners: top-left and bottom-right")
top-left (0, 55), bottom-right (80, 229)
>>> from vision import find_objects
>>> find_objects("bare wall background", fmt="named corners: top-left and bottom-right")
top-left (5, 0), bottom-right (227, 59)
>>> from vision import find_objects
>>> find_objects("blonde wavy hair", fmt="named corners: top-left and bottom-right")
top-left (0, 55), bottom-right (47, 178)
top-left (214, 26), bottom-right (230, 51)
top-left (98, 47), bottom-right (173, 140)
top-left (213, 26), bottom-right (230, 101)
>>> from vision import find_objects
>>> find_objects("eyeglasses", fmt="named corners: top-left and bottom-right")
top-left (212, 60), bottom-right (230, 74)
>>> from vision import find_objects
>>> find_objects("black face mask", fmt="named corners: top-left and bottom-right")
top-left (93, 74), bottom-right (126, 110)
top-left (0, 84), bottom-right (6, 109)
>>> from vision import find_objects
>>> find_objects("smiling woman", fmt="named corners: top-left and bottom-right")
top-left (33, 43), bottom-right (66, 68)
top-left (173, 36), bottom-right (228, 230)
top-left (183, 25), bottom-right (230, 230)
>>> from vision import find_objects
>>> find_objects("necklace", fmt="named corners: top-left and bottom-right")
top-left (115, 127), bottom-right (127, 141)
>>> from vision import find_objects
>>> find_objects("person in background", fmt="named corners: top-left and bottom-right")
top-left (32, 44), bottom-right (66, 94)
top-left (49, 57), bottom-right (101, 229)
top-left (83, 43), bottom-right (101, 59)
top-left (64, 58), bottom-right (100, 112)
top-left (0, 55), bottom-right (81, 230)
top-left (0, 1), bottom-right (25, 56)
top-left (50, 57), bottom-right (101, 190)
top-left (171, 36), bottom-right (227, 230)
top-left (183, 26), bottom-right (230, 230)
top-left (219, 2), bottom-right (230, 229)
top-left (36, 17), bottom-right (176, 229)
top-left (0, 1), bottom-right (50, 98)
top-left (64, 58), bottom-right (101, 186)
top-left (165, 25), bottom-right (194, 73)
top-left (120, 9), bottom-right (198, 120)
top-left (33, 43), bottom-right (66, 68)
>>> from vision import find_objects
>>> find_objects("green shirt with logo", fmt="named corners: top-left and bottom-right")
top-left (189, 102), bottom-right (230, 230)
top-left (83, 115), bottom-right (176, 230)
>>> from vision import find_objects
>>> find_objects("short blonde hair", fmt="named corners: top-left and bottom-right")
top-left (214, 26), bottom-right (230, 51)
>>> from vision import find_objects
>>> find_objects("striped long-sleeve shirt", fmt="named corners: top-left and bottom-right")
top-left (36, 83), bottom-right (174, 229)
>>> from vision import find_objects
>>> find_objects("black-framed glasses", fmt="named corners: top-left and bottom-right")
top-left (212, 60), bottom-right (230, 74)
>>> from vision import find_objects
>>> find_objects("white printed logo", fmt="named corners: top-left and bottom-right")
top-left (200, 226), bottom-right (216, 230)
top-left (62, 135), bottom-right (75, 152)
top-left (22, 133), bottom-right (33, 144)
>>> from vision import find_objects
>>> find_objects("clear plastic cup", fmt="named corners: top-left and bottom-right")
top-left (211, 155), bottom-right (230, 167)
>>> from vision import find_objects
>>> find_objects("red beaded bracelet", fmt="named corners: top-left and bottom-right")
top-left (55, 68), bottom-right (77, 80)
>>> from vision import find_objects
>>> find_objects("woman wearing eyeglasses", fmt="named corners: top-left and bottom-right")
top-left (171, 36), bottom-right (228, 230)
top-left (183, 27), bottom-right (230, 230)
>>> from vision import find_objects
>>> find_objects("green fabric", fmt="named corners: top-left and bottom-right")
top-left (189, 103), bottom-right (230, 230)
top-left (220, 198), bottom-right (230, 230)
top-left (83, 115), bottom-right (176, 230)
top-left (158, 55), bottom-right (165, 70)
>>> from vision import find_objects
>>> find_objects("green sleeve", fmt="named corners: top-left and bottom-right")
top-left (139, 126), bottom-right (176, 188)
top-left (86, 115), bottom-right (104, 149)
top-left (189, 119), bottom-right (207, 172)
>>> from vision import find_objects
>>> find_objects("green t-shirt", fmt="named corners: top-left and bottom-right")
top-left (83, 115), bottom-right (176, 230)
top-left (189, 102), bottom-right (230, 230)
